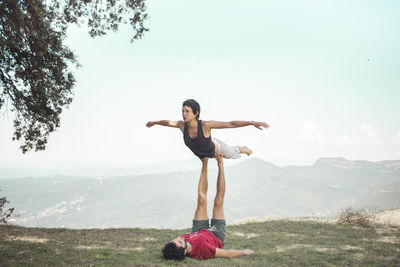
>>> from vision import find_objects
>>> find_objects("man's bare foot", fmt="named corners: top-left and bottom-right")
top-left (240, 146), bottom-right (252, 156)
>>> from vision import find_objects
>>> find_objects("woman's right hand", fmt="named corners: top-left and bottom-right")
top-left (146, 121), bottom-right (155, 127)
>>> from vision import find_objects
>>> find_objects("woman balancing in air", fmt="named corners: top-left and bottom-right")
top-left (146, 99), bottom-right (269, 160)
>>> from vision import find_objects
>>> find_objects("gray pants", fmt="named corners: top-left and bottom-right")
top-left (192, 219), bottom-right (226, 244)
top-left (213, 138), bottom-right (241, 159)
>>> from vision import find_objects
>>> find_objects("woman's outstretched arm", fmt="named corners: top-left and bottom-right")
top-left (146, 120), bottom-right (183, 129)
top-left (205, 120), bottom-right (269, 130)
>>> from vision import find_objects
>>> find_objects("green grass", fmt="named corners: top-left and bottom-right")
top-left (1, 220), bottom-right (399, 266)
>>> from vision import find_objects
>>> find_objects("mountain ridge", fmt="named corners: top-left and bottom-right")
top-left (2, 156), bottom-right (400, 229)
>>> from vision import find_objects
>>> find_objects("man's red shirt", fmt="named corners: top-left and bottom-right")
top-left (181, 229), bottom-right (223, 259)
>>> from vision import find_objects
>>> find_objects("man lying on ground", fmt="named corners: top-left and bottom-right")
top-left (162, 154), bottom-right (255, 260)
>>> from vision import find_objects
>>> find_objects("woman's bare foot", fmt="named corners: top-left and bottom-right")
top-left (238, 146), bottom-right (252, 156)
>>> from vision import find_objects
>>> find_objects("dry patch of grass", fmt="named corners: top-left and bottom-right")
top-left (376, 228), bottom-right (396, 234)
top-left (246, 233), bottom-right (259, 238)
top-left (314, 247), bottom-right (338, 253)
top-left (283, 232), bottom-right (303, 238)
top-left (231, 231), bottom-right (245, 237)
top-left (232, 216), bottom-right (277, 225)
top-left (260, 244), bottom-right (337, 255)
top-left (76, 245), bottom-right (145, 251)
top-left (377, 236), bottom-right (399, 244)
top-left (138, 236), bottom-right (157, 242)
top-left (275, 244), bottom-right (313, 252)
top-left (5, 235), bottom-right (48, 243)
top-left (341, 245), bottom-right (363, 251)
top-left (76, 245), bottom-right (108, 250)
top-left (231, 231), bottom-right (259, 239)
top-left (354, 253), bottom-right (365, 259)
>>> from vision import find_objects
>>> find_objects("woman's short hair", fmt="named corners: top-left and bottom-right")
top-left (182, 99), bottom-right (200, 119)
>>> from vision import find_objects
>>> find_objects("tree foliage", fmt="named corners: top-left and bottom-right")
top-left (0, 191), bottom-right (14, 224)
top-left (0, 0), bottom-right (148, 153)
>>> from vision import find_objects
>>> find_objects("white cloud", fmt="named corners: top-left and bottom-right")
top-left (392, 129), bottom-right (400, 146)
top-left (336, 135), bottom-right (359, 146)
top-left (299, 120), bottom-right (326, 143)
top-left (336, 123), bottom-right (384, 146)
top-left (360, 123), bottom-right (384, 145)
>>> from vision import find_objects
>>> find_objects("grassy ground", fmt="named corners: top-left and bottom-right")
top-left (0, 220), bottom-right (399, 266)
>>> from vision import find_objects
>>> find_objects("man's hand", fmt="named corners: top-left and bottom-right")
top-left (215, 151), bottom-right (224, 165)
top-left (146, 121), bottom-right (155, 127)
top-left (243, 249), bottom-right (255, 255)
top-left (253, 121), bottom-right (269, 130)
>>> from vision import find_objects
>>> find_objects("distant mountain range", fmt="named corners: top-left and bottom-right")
top-left (0, 158), bottom-right (204, 179)
top-left (1, 157), bottom-right (399, 229)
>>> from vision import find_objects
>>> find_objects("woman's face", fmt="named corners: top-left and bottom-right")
top-left (182, 105), bottom-right (198, 122)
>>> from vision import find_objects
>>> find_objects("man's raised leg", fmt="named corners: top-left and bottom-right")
top-left (193, 157), bottom-right (209, 220)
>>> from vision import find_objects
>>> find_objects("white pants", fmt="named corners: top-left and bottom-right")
top-left (212, 138), bottom-right (241, 159)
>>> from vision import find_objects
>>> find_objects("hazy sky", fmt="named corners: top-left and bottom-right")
top-left (1, 0), bottom-right (399, 167)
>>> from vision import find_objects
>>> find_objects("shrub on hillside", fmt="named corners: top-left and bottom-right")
top-left (0, 191), bottom-right (14, 224)
top-left (338, 207), bottom-right (373, 227)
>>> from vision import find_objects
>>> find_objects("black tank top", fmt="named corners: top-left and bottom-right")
top-left (184, 120), bottom-right (215, 159)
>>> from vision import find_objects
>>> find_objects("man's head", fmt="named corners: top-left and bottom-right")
top-left (182, 99), bottom-right (200, 121)
top-left (162, 236), bottom-right (187, 261)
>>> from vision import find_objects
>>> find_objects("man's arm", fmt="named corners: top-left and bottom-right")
top-left (205, 121), bottom-right (269, 130)
top-left (146, 120), bottom-right (183, 129)
top-left (215, 248), bottom-right (255, 258)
